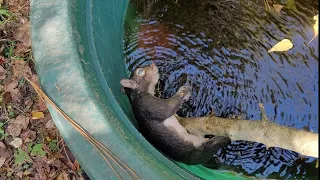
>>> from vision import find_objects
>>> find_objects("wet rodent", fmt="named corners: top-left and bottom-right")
top-left (120, 63), bottom-right (230, 165)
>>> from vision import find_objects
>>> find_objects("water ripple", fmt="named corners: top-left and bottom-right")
top-left (124, 0), bottom-right (318, 178)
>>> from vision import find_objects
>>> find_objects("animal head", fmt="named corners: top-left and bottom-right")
top-left (120, 62), bottom-right (160, 95)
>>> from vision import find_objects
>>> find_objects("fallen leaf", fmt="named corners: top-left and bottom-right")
top-left (0, 157), bottom-right (6, 168)
top-left (0, 146), bottom-right (11, 159)
top-left (20, 130), bottom-right (36, 143)
top-left (273, 4), bottom-right (283, 14)
top-left (6, 124), bottom-right (22, 137)
top-left (307, 14), bottom-right (319, 45)
top-left (32, 157), bottom-right (50, 179)
top-left (5, 79), bottom-right (18, 90)
top-left (4, 79), bottom-right (22, 103)
top-left (13, 21), bottom-right (31, 56)
top-left (57, 171), bottom-right (70, 180)
top-left (16, 171), bottom-right (23, 178)
top-left (10, 88), bottom-right (22, 103)
top-left (12, 60), bottom-right (32, 79)
top-left (268, 39), bottom-right (293, 52)
top-left (23, 170), bottom-right (32, 176)
top-left (0, 141), bottom-right (6, 149)
top-left (74, 160), bottom-right (80, 171)
top-left (2, 91), bottom-right (12, 103)
top-left (52, 160), bottom-right (62, 168)
top-left (0, 65), bottom-right (5, 80)
top-left (45, 119), bottom-right (56, 129)
top-left (31, 111), bottom-right (45, 119)
top-left (9, 137), bottom-right (23, 148)
top-left (34, 97), bottom-right (47, 111)
top-left (14, 114), bottom-right (30, 130)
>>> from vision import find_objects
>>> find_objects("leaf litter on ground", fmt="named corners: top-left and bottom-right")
top-left (0, 0), bottom-right (88, 179)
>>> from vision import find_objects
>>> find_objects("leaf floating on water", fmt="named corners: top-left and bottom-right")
top-left (268, 39), bottom-right (293, 53)
top-left (31, 111), bottom-right (44, 119)
top-left (273, 4), bottom-right (283, 14)
top-left (307, 14), bottom-right (318, 45)
top-left (285, 0), bottom-right (296, 11)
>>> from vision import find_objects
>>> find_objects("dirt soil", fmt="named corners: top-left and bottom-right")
top-left (0, 1), bottom-right (88, 179)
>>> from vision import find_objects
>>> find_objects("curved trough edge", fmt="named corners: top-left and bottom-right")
top-left (30, 0), bottom-right (242, 179)
top-left (30, 0), bottom-right (200, 179)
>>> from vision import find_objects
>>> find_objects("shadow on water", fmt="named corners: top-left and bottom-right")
top-left (123, 0), bottom-right (318, 179)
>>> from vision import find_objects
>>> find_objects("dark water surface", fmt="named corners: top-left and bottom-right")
top-left (123, 0), bottom-right (318, 179)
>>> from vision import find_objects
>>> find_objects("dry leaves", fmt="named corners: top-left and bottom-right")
top-left (45, 119), bottom-right (56, 129)
top-left (268, 39), bottom-right (293, 53)
top-left (5, 115), bottom-right (30, 136)
top-left (0, 157), bottom-right (6, 168)
top-left (0, 142), bottom-right (11, 159)
top-left (0, 141), bottom-right (6, 149)
top-left (0, 65), bottom-right (6, 80)
top-left (34, 98), bottom-right (48, 111)
top-left (13, 21), bottom-right (31, 56)
top-left (9, 137), bottom-right (23, 148)
top-left (20, 129), bottom-right (36, 143)
top-left (6, 123), bottom-right (22, 137)
top-left (4, 79), bottom-right (22, 103)
top-left (56, 171), bottom-right (70, 180)
top-left (307, 14), bottom-right (319, 45)
top-left (12, 59), bottom-right (33, 79)
top-left (14, 114), bottom-right (30, 130)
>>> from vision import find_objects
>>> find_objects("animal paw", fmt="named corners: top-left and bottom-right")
top-left (178, 86), bottom-right (192, 101)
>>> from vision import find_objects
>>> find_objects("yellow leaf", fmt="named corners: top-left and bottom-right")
top-left (307, 14), bottom-right (318, 45)
top-left (273, 4), bottom-right (283, 14)
top-left (31, 111), bottom-right (44, 119)
top-left (268, 39), bottom-right (293, 53)
top-left (316, 159), bottom-right (319, 168)
top-left (46, 136), bottom-right (51, 142)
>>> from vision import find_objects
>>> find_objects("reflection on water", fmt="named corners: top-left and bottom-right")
top-left (123, 0), bottom-right (318, 179)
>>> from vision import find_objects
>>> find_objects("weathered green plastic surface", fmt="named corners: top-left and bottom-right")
top-left (30, 0), bottom-right (242, 179)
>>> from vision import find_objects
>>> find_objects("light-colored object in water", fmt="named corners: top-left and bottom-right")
top-left (268, 39), bottom-right (293, 53)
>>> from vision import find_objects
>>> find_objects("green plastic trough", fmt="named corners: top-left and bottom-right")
top-left (30, 0), bottom-right (243, 179)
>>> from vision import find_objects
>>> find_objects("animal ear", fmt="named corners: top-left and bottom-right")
top-left (120, 79), bottom-right (138, 89)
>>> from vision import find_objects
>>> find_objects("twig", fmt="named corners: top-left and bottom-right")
top-left (49, 170), bottom-right (61, 180)
top-left (11, 104), bottom-right (25, 114)
top-left (0, 1), bottom-right (29, 29)
top-left (1, 101), bottom-right (9, 121)
top-left (307, 35), bottom-right (317, 45)
top-left (62, 141), bottom-right (72, 165)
